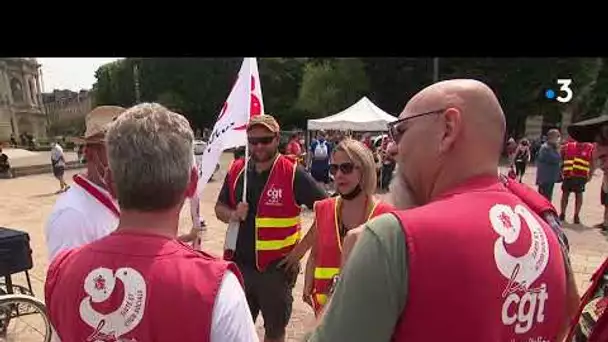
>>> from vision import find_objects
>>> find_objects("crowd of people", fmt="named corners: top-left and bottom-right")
top-left (40, 79), bottom-right (608, 341)
top-left (507, 124), bottom-right (603, 229)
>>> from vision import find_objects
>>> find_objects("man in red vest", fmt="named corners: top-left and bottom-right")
top-left (306, 79), bottom-right (575, 342)
top-left (560, 136), bottom-right (594, 224)
top-left (45, 103), bottom-right (258, 342)
top-left (215, 114), bottom-right (326, 342)
top-left (563, 114), bottom-right (608, 342)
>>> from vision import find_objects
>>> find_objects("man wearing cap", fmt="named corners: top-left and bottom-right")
top-left (215, 114), bottom-right (326, 342)
top-left (45, 106), bottom-right (125, 262)
top-left (564, 115), bottom-right (608, 342)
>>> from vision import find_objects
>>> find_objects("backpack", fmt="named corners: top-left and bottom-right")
top-left (313, 141), bottom-right (329, 160)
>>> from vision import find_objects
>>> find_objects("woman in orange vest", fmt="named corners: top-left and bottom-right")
top-left (302, 138), bottom-right (393, 316)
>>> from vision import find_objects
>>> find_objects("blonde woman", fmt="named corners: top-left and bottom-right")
top-left (280, 138), bottom-right (394, 317)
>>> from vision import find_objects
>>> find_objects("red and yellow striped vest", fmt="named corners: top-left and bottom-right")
top-left (228, 155), bottom-right (301, 271)
top-left (311, 196), bottom-right (393, 316)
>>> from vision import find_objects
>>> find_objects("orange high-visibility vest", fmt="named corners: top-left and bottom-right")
top-left (562, 141), bottom-right (594, 178)
top-left (227, 155), bottom-right (301, 271)
top-left (311, 196), bottom-right (393, 316)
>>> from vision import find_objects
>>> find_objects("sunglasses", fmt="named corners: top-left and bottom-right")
top-left (248, 136), bottom-right (276, 146)
top-left (329, 162), bottom-right (356, 176)
top-left (387, 108), bottom-right (446, 142)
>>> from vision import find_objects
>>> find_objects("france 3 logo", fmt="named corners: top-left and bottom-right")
top-left (544, 79), bottom-right (573, 103)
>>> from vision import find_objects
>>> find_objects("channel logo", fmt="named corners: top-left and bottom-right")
top-left (545, 79), bottom-right (573, 103)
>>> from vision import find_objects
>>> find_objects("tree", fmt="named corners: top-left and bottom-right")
top-left (296, 58), bottom-right (369, 119)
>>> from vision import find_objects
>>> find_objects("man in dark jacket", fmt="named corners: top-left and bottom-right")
top-left (536, 129), bottom-right (562, 201)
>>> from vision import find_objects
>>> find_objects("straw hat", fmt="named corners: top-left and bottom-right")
top-left (74, 106), bottom-right (126, 144)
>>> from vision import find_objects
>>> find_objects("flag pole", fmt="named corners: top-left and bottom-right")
top-left (241, 58), bottom-right (253, 203)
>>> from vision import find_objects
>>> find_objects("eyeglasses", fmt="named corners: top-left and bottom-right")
top-left (329, 162), bottom-right (356, 176)
top-left (248, 136), bottom-right (275, 146)
top-left (387, 108), bottom-right (446, 142)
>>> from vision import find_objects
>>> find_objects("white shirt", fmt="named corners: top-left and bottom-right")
top-left (45, 176), bottom-right (119, 262)
top-left (51, 144), bottom-right (65, 167)
top-left (51, 270), bottom-right (258, 342)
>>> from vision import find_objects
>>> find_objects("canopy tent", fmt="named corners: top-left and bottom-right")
top-left (307, 97), bottom-right (397, 132)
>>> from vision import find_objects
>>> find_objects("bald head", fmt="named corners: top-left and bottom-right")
top-left (393, 79), bottom-right (507, 205)
top-left (403, 79), bottom-right (506, 149)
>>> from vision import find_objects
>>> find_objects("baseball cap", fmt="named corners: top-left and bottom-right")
top-left (567, 115), bottom-right (608, 143)
top-left (247, 114), bottom-right (280, 133)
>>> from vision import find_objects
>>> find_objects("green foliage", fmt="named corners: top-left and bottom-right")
top-left (296, 58), bottom-right (369, 118)
top-left (92, 57), bottom-right (608, 138)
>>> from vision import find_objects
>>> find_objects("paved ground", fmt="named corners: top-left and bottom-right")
top-left (1, 160), bottom-right (607, 341)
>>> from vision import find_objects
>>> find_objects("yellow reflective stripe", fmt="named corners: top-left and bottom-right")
top-left (316, 293), bottom-right (328, 305)
top-left (256, 231), bottom-right (300, 251)
top-left (255, 217), bottom-right (300, 228)
top-left (314, 267), bottom-right (340, 280)
top-left (563, 160), bottom-right (574, 164)
top-left (573, 165), bottom-right (590, 172)
top-left (574, 158), bottom-right (590, 166)
top-left (563, 167), bottom-right (574, 171)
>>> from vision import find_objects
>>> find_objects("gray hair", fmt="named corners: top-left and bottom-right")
top-left (106, 102), bottom-right (194, 211)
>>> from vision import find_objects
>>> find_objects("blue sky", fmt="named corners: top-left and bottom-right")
top-left (37, 58), bottom-right (122, 92)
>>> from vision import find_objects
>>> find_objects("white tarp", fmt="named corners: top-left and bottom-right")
top-left (307, 96), bottom-right (397, 131)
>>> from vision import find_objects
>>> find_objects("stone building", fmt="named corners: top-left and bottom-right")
top-left (43, 89), bottom-right (92, 127)
top-left (0, 58), bottom-right (47, 141)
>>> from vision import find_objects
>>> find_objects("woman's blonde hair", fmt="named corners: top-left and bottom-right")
top-left (333, 138), bottom-right (377, 195)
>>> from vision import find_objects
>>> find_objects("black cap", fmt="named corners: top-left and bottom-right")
top-left (567, 115), bottom-right (608, 143)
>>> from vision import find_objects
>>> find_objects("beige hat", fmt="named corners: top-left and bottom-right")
top-left (74, 106), bottom-right (126, 144)
top-left (247, 114), bottom-right (280, 133)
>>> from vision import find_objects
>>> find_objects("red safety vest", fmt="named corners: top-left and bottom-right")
top-left (502, 175), bottom-right (557, 216)
top-left (311, 196), bottom-right (393, 316)
top-left (390, 176), bottom-right (567, 341)
top-left (45, 231), bottom-right (242, 342)
top-left (566, 257), bottom-right (608, 342)
top-left (562, 141), bottom-right (594, 178)
top-left (227, 154), bottom-right (301, 271)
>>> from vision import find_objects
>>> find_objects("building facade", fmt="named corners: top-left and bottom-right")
top-left (43, 89), bottom-right (92, 128)
top-left (0, 58), bottom-right (47, 141)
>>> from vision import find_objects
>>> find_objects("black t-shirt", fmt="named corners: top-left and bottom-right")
top-left (217, 159), bottom-right (327, 267)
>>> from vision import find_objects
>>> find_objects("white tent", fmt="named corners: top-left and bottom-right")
top-left (307, 96), bottom-right (397, 131)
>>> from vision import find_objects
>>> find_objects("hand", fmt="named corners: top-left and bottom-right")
top-left (232, 202), bottom-right (249, 222)
top-left (178, 228), bottom-right (198, 243)
top-left (278, 252), bottom-right (300, 274)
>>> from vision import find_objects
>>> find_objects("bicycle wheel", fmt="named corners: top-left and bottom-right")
top-left (0, 294), bottom-right (52, 342)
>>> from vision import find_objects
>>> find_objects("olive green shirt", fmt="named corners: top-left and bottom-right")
top-left (307, 214), bottom-right (409, 342)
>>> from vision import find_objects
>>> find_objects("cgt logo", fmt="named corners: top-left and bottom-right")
top-left (265, 186), bottom-right (283, 206)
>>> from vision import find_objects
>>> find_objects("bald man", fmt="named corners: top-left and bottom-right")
top-left (307, 80), bottom-right (571, 342)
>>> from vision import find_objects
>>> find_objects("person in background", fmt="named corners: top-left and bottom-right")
top-left (45, 106), bottom-right (126, 262)
top-left (596, 166), bottom-right (608, 231)
top-left (307, 79), bottom-right (572, 342)
top-left (215, 114), bottom-right (326, 342)
top-left (50, 140), bottom-right (69, 193)
top-left (380, 137), bottom-right (397, 191)
top-left (535, 129), bottom-right (562, 201)
top-left (10, 133), bottom-right (17, 147)
top-left (564, 115), bottom-right (608, 342)
top-left (513, 138), bottom-right (531, 182)
top-left (45, 103), bottom-right (258, 342)
top-left (310, 130), bottom-right (332, 191)
top-left (559, 137), bottom-right (594, 224)
top-left (0, 147), bottom-right (11, 178)
top-left (505, 137), bottom-right (517, 163)
top-left (286, 132), bottom-right (303, 165)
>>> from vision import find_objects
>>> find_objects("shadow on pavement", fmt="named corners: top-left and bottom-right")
top-left (29, 192), bottom-right (59, 199)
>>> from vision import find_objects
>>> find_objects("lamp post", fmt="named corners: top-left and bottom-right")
top-left (433, 57), bottom-right (439, 82)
